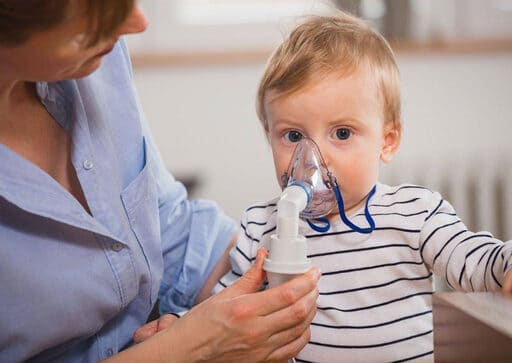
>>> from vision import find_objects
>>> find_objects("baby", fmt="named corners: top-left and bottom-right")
top-left (214, 11), bottom-right (512, 362)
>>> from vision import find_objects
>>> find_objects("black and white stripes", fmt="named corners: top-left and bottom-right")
top-left (214, 183), bottom-right (512, 362)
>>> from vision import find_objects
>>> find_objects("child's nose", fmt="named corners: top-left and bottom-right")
top-left (310, 139), bottom-right (331, 166)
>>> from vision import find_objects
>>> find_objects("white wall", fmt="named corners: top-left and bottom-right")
top-left (132, 52), bottom-right (512, 226)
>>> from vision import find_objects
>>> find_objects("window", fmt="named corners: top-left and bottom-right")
top-left (175, 0), bottom-right (335, 25)
top-left (127, 0), bottom-right (512, 57)
top-left (128, 0), bottom-right (336, 53)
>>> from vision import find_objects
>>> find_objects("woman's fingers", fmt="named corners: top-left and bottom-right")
top-left (155, 314), bottom-right (179, 332)
top-left (266, 323), bottom-right (312, 362)
top-left (208, 273), bottom-right (318, 361)
top-left (247, 267), bottom-right (320, 317)
top-left (269, 305), bottom-right (315, 344)
top-left (261, 284), bottom-right (318, 336)
top-left (254, 286), bottom-right (317, 361)
top-left (146, 275), bottom-right (318, 362)
top-left (217, 247), bottom-right (268, 299)
top-left (133, 314), bottom-right (179, 343)
top-left (154, 248), bottom-right (320, 362)
top-left (218, 247), bottom-right (319, 317)
top-left (133, 320), bottom-right (158, 343)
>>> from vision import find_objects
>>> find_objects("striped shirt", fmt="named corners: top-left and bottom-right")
top-left (215, 183), bottom-right (512, 362)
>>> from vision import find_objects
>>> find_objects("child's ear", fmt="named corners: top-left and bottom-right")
top-left (380, 121), bottom-right (401, 163)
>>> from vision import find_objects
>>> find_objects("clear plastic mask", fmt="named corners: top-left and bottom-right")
top-left (281, 138), bottom-right (337, 219)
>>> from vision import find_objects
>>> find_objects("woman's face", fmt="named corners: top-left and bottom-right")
top-left (0, 1), bottom-right (147, 82)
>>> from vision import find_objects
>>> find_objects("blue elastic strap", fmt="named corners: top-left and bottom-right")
top-left (307, 217), bottom-right (331, 233)
top-left (334, 181), bottom-right (376, 234)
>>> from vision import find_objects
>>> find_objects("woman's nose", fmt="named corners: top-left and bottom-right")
top-left (116, 3), bottom-right (148, 36)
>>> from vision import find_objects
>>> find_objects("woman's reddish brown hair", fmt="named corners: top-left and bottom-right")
top-left (0, 0), bottom-right (135, 47)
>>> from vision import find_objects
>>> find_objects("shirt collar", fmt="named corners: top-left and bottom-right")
top-left (36, 81), bottom-right (74, 131)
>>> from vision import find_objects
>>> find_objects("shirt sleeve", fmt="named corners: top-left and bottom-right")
top-left (213, 210), bottom-right (259, 294)
top-left (118, 39), bottom-right (237, 312)
top-left (419, 191), bottom-right (512, 291)
top-left (149, 117), bottom-right (236, 313)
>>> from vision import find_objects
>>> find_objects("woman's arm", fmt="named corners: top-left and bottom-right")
top-left (105, 249), bottom-right (319, 363)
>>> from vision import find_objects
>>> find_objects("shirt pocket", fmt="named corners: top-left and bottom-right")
top-left (120, 137), bottom-right (163, 306)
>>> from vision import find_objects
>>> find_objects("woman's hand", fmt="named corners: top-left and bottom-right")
top-left (174, 247), bottom-right (319, 362)
top-left (133, 314), bottom-right (179, 344)
top-left (168, 248), bottom-right (319, 362)
top-left (113, 248), bottom-right (319, 363)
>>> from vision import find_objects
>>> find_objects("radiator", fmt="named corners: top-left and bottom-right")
top-left (381, 155), bottom-right (512, 241)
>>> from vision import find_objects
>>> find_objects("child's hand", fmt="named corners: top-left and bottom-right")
top-left (133, 313), bottom-right (179, 343)
top-left (502, 269), bottom-right (512, 294)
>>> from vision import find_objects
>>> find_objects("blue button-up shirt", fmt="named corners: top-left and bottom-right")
top-left (0, 40), bottom-right (236, 362)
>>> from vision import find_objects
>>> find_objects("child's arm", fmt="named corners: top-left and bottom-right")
top-left (195, 234), bottom-right (237, 304)
top-left (419, 192), bottom-right (512, 292)
top-left (212, 210), bottom-right (265, 295)
top-left (503, 269), bottom-right (512, 293)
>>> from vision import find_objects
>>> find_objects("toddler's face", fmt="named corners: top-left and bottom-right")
top-left (265, 65), bottom-right (400, 216)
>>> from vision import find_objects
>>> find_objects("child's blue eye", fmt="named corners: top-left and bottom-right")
top-left (284, 130), bottom-right (303, 143)
top-left (335, 128), bottom-right (351, 140)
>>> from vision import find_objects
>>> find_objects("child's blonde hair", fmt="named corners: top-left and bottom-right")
top-left (256, 11), bottom-right (401, 131)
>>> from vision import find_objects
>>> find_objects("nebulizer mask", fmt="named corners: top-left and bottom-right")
top-left (263, 138), bottom-right (376, 287)
top-left (281, 137), bottom-right (376, 233)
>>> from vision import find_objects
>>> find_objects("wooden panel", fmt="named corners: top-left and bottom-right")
top-left (433, 292), bottom-right (512, 362)
top-left (130, 39), bottom-right (512, 68)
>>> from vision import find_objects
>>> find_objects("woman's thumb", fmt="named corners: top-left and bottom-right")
top-left (221, 248), bottom-right (268, 298)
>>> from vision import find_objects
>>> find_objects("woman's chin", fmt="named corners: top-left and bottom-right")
top-left (75, 58), bottom-right (103, 78)
top-left (62, 56), bottom-right (104, 80)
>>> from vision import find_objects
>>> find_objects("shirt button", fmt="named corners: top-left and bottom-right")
top-left (105, 348), bottom-right (113, 357)
top-left (112, 242), bottom-right (124, 252)
top-left (83, 159), bottom-right (94, 170)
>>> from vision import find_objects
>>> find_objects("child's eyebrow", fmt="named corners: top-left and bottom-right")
top-left (270, 118), bottom-right (304, 127)
top-left (317, 116), bottom-right (362, 126)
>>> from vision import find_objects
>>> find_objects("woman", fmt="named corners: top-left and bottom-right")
top-left (0, 1), bottom-right (319, 362)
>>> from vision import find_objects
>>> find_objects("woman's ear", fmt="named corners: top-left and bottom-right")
top-left (380, 121), bottom-right (401, 163)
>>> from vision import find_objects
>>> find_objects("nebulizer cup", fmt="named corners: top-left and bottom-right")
top-left (264, 183), bottom-right (313, 287)
top-left (264, 138), bottom-right (335, 287)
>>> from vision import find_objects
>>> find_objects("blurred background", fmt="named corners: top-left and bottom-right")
top-left (126, 0), bottom-right (512, 245)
